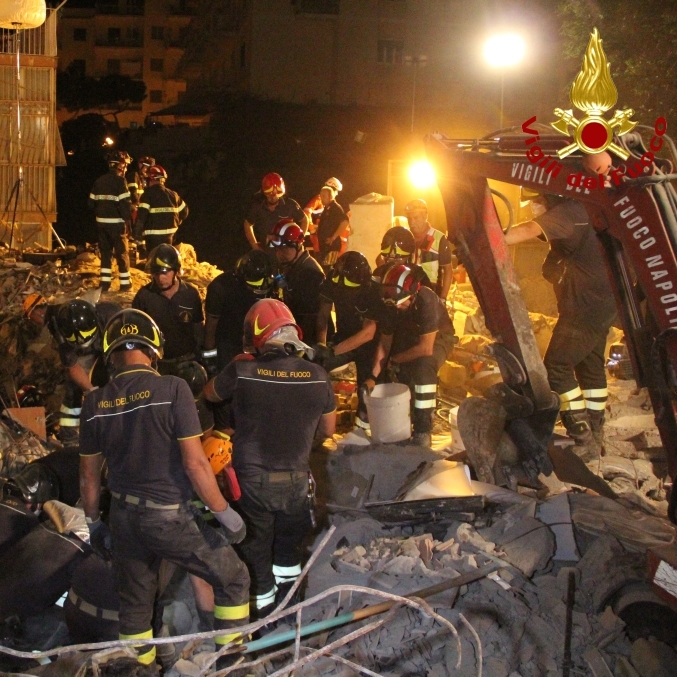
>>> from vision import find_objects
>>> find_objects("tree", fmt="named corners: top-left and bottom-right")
top-left (557, 0), bottom-right (677, 122)
top-left (57, 64), bottom-right (147, 120)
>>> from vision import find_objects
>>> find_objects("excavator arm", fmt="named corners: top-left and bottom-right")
top-left (426, 129), bottom-right (677, 520)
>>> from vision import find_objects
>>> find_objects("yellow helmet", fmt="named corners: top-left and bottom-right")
top-left (202, 434), bottom-right (232, 475)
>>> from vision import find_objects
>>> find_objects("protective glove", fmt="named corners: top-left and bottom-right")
top-left (311, 343), bottom-right (334, 367)
top-left (213, 505), bottom-right (247, 545)
top-left (88, 519), bottom-right (113, 561)
top-left (362, 378), bottom-right (376, 395)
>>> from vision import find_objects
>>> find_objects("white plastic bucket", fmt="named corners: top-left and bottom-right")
top-left (364, 383), bottom-right (411, 443)
top-left (449, 406), bottom-right (465, 453)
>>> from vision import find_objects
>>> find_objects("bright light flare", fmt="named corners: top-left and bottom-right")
top-left (483, 33), bottom-right (525, 68)
top-left (104, 137), bottom-right (114, 146)
top-left (408, 161), bottom-right (436, 189)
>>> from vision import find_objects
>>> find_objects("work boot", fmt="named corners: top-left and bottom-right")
top-left (412, 431), bottom-right (432, 448)
top-left (560, 411), bottom-right (601, 462)
top-left (119, 284), bottom-right (132, 293)
top-left (195, 608), bottom-right (215, 653)
top-left (588, 409), bottom-right (606, 450)
top-left (155, 623), bottom-right (177, 671)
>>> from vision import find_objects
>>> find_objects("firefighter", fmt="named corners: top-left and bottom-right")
top-left (52, 299), bottom-right (121, 447)
top-left (244, 173), bottom-right (308, 250)
top-left (127, 156), bottom-right (155, 207)
top-left (315, 182), bottom-right (350, 268)
top-left (202, 250), bottom-right (275, 434)
top-left (132, 244), bottom-right (204, 377)
top-left (405, 199), bottom-right (453, 300)
top-left (203, 250), bottom-right (276, 372)
top-left (304, 177), bottom-right (346, 259)
top-left (136, 165), bottom-right (189, 252)
top-left (366, 263), bottom-right (456, 447)
top-left (270, 217), bottom-right (325, 344)
top-left (79, 309), bottom-right (250, 668)
top-left (504, 194), bottom-right (616, 460)
top-left (88, 150), bottom-right (133, 292)
top-left (315, 251), bottom-right (378, 431)
top-left (204, 299), bottom-right (336, 620)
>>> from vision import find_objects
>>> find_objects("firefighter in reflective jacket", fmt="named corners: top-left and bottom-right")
top-left (204, 299), bottom-right (336, 620)
top-left (88, 151), bottom-right (133, 292)
top-left (365, 263), bottom-right (456, 448)
top-left (79, 309), bottom-right (250, 669)
top-left (405, 199), bottom-right (453, 300)
top-left (136, 165), bottom-right (189, 252)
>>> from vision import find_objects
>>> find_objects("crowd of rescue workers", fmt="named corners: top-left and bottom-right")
top-left (8, 148), bottom-right (616, 669)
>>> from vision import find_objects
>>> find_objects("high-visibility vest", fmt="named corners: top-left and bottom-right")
top-left (414, 226), bottom-right (447, 285)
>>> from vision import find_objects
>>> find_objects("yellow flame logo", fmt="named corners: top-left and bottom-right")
top-left (551, 28), bottom-right (637, 160)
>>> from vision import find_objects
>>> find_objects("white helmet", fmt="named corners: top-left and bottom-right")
top-left (324, 177), bottom-right (343, 192)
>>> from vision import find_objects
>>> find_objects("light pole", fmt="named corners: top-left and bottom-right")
top-left (404, 54), bottom-right (427, 134)
top-left (483, 34), bottom-right (525, 129)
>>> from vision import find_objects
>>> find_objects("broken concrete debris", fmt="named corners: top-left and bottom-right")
top-left (0, 257), bottom-right (676, 676)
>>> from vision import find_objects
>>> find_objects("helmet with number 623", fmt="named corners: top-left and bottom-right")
top-left (102, 308), bottom-right (164, 362)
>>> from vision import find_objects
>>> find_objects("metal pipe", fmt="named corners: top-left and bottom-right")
top-left (238, 563), bottom-right (499, 655)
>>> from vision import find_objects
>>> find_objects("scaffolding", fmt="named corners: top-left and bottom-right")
top-left (0, 9), bottom-right (65, 251)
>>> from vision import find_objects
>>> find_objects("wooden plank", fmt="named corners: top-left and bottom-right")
top-left (6, 406), bottom-right (46, 440)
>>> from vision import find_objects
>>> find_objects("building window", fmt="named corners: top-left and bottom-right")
top-left (127, 0), bottom-right (145, 14)
top-left (292, 0), bottom-right (340, 14)
top-left (107, 59), bottom-right (121, 74)
top-left (377, 39), bottom-right (403, 64)
top-left (240, 43), bottom-right (246, 68)
top-left (69, 59), bottom-right (86, 76)
top-left (151, 25), bottom-right (164, 40)
top-left (73, 28), bottom-right (87, 41)
top-left (150, 58), bottom-right (164, 72)
top-left (150, 89), bottom-right (163, 103)
top-left (107, 27), bottom-right (122, 43)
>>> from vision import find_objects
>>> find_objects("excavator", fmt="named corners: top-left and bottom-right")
top-left (425, 125), bottom-right (677, 524)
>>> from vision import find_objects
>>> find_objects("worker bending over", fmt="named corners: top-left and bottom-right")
top-left (366, 263), bottom-right (455, 447)
top-left (79, 309), bottom-right (249, 669)
top-left (315, 251), bottom-right (379, 431)
top-left (205, 299), bottom-right (335, 620)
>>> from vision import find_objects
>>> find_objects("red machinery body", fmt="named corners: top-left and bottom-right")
top-left (426, 129), bottom-right (677, 519)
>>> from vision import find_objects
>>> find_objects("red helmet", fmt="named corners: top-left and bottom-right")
top-left (270, 217), bottom-right (305, 248)
top-left (149, 165), bottom-right (167, 181)
top-left (262, 172), bottom-right (285, 196)
top-left (379, 263), bottom-right (423, 306)
top-left (243, 299), bottom-right (302, 353)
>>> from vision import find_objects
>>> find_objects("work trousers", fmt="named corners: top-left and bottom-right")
top-left (145, 234), bottom-right (174, 253)
top-left (236, 472), bottom-right (311, 613)
top-left (544, 318), bottom-right (610, 414)
top-left (59, 353), bottom-right (99, 445)
top-left (110, 500), bottom-right (250, 664)
top-left (212, 342), bottom-right (243, 431)
top-left (322, 340), bottom-right (376, 428)
top-left (98, 223), bottom-right (131, 291)
top-left (396, 331), bottom-right (455, 434)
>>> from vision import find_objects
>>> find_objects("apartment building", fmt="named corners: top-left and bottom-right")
top-left (58, 0), bottom-right (196, 127)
